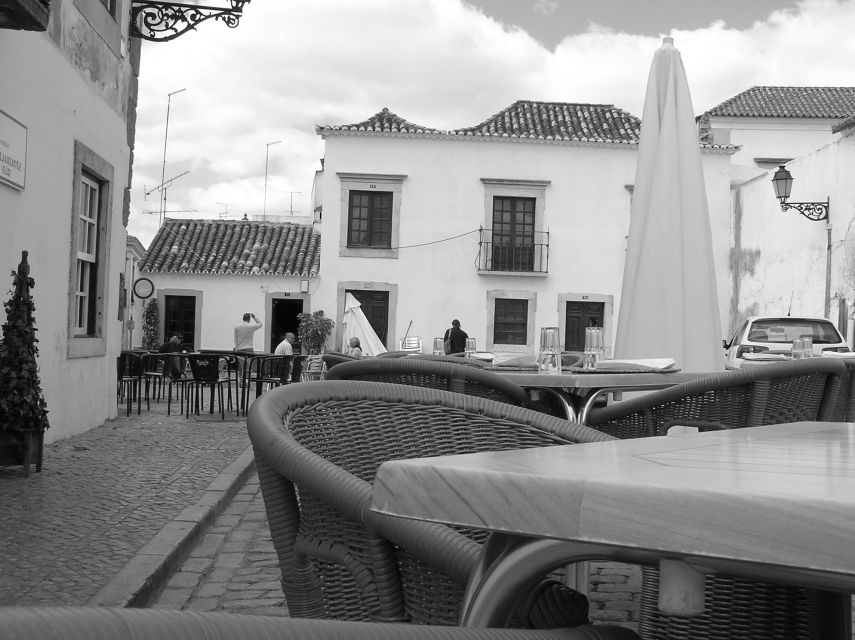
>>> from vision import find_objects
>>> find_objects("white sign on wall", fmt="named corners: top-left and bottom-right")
top-left (0, 109), bottom-right (27, 191)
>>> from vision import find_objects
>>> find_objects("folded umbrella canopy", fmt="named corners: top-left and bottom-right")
top-left (614, 37), bottom-right (723, 373)
top-left (342, 293), bottom-right (387, 356)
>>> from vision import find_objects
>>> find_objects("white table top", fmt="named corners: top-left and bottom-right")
top-left (494, 369), bottom-right (702, 390)
top-left (372, 421), bottom-right (855, 588)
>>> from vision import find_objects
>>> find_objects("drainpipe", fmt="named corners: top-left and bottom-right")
top-left (825, 199), bottom-right (832, 319)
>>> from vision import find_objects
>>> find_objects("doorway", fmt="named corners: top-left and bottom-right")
top-left (346, 289), bottom-right (389, 347)
top-left (271, 298), bottom-right (304, 351)
top-left (164, 295), bottom-right (196, 349)
top-left (564, 301), bottom-right (604, 351)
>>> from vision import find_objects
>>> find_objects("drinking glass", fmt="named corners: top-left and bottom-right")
top-left (433, 337), bottom-right (444, 356)
top-left (464, 338), bottom-right (476, 357)
top-left (538, 327), bottom-right (561, 374)
top-left (801, 336), bottom-right (813, 358)
top-left (791, 338), bottom-right (803, 360)
top-left (583, 327), bottom-right (602, 371)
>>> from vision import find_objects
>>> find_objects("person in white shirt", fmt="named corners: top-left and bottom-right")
top-left (234, 313), bottom-right (263, 352)
top-left (274, 332), bottom-right (295, 356)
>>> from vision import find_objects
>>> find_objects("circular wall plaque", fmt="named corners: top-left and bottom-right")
top-left (133, 277), bottom-right (154, 300)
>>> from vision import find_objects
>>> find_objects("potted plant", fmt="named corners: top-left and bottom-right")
top-left (297, 310), bottom-right (335, 355)
top-left (0, 251), bottom-right (49, 475)
top-left (141, 298), bottom-right (160, 350)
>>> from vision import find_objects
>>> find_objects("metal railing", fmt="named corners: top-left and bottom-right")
top-left (477, 229), bottom-right (549, 273)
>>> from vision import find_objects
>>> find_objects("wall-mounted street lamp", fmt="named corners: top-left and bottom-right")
top-left (771, 165), bottom-right (832, 317)
top-left (771, 165), bottom-right (829, 221)
top-left (131, 0), bottom-right (251, 42)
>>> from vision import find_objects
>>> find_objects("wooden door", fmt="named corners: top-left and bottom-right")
top-left (565, 301), bottom-right (604, 351)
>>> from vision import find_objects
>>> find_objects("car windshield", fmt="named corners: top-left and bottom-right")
top-left (747, 319), bottom-right (842, 344)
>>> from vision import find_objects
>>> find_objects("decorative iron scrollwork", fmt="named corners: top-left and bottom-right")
top-left (779, 201), bottom-right (829, 222)
top-left (131, 0), bottom-right (249, 42)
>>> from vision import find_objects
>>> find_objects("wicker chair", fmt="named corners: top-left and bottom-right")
top-left (324, 358), bottom-right (531, 406)
top-left (0, 607), bottom-right (641, 640)
top-left (321, 352), bottom-right (359, 370)
top-left (586, 358), bottom-right (849, 640)
top-left (408, 353), bottom-right (488, 368)
top-left (247, 381), bottom-right (632, 633)
top-left (828, 356), bottom-right (855, 421)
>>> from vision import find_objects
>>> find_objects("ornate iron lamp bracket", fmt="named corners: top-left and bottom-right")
top-left (131, 0), bottom-right (248, 42)
top-left (779, 200), bottom-right (829, 222)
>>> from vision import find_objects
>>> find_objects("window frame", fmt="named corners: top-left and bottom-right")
top-left (486, 290), bottom-right (537, 354)
top-left (347, 189), bottom-right (393, 249)
top-left (337, 173), bottom-right (405, 259)
top-left (480, 178), bottom-right (549, 275)
top-left (67, 141), bottom-right (114, 359)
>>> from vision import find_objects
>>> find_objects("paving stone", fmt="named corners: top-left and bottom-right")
top-left (0, 399), bottom-right (250, 607)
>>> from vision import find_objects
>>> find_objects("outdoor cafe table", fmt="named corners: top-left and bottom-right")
top-left (492, 368), bottom-right (703, 423)
top-left (371, 421), bottom-right (855, 628)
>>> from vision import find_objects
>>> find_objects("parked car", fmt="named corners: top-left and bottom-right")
top-left (723, 315), bottom-right (850, 369)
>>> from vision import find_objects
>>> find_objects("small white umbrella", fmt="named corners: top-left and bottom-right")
top-left (342, 293), bottom-right (387, 356)
top-left (614, 37), bottom-right (723, 372)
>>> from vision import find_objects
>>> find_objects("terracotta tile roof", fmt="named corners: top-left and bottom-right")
top-left (451, 100), bottom-right (640, 143)
top-left (139, 219), bottom-right (320, 277)
top-left (317, 101), bottom-right (641, 144)
top-left (704, 86), bottom-right (855, 119)
top-left (318, 107), bottom-right (445, 134)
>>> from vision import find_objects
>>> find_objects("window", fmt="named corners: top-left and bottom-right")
top-left (348, 190), bottom-right (392, 248)
top-left (68, 141), bottom-right (114, 358)
top-left (494, 299), bottom-right (528, 345)
top-left (0, 0), bottom-right (51, 32)
top-left (479, 179), bottom-right (549, 274)
top-left (492, 196), bottom-right (535, 271)
top-left (74, 174), bottom-right (100, 335)
top-left (100, 0), bottom-right (116, 15)
top-left (337, 173), bottom-right (406, 259)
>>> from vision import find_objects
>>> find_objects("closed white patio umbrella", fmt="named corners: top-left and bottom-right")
top-left (614, 37), bottom-right (723, 373)
top-left (342, 293), bottom-right (387, 356)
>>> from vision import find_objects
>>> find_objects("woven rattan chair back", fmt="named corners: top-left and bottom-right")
top-left (321, 352), bottom-right (358, 370)
top-left (247, 381), bottom-right (615, 626)
top-left (324, 358), bottom-right (530, 406)
top-left (586, 358), bottom-right (849, 640)
top-left (407, 353), bottom-right (488, 368)
top-left (586, 358), bottom-right (846, 438)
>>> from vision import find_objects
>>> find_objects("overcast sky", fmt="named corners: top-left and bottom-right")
top-left (128, 0), bottom-right (855, 247)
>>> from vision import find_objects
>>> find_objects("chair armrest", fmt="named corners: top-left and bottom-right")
top-left (0, 606), bottom-right (641, 639)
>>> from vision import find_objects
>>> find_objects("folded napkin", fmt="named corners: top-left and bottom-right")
top-left (742, 352), bottom-right (789, 361)
top-left (594, 358), bottom-right (677, 371)
top-left (493, 353), bottom-right (581, 370)
top-left (821, 350), bottom-right (855, 358)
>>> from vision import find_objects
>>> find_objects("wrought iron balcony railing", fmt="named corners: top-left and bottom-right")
top-left (477, 229), bottom-right (549, 274)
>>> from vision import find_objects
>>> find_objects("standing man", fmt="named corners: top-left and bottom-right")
top-left (234, 313), bottom-right (263, 352)
top-left (443, 318), bottom-right (469, 355)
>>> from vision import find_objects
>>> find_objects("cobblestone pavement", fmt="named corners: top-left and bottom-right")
top-left (0, 398), bottom-right (250, 606)
top-left (152, 473), bottom-right (641, 633)
top-left (152, 472), bottom-right (289, 617)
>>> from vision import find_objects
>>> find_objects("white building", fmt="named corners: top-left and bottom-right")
top-left (1, 0), bottom-right (139, 441)
top-left (312, 102), bottom-right (734, 360)
top-left (138, 219), bottom-right (321, 353)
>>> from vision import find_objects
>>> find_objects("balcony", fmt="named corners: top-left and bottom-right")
top-left (477, 229), bottom-right (549, 274)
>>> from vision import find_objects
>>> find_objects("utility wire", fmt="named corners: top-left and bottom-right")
top-left (391, 228), bottom-right (480, 250)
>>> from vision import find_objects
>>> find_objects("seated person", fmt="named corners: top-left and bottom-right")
top-left (346, 337), bottom-right (362, 357)
top-left (158, 335), bottom-right (183, 378)
top-left (275, 332), bottom-right (296, 356)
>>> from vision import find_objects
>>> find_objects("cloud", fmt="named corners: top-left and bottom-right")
top-left (533, 0), bottom-right (559, 17)
top-left (129, 0), bottom-right (855, 247)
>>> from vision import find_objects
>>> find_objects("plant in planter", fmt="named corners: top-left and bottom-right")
top-left (141, 298), bottom-right (160, 350)
top-left (297, 310), bottom-right (335, 354)
top-left (0, 251), bottom-right (49, 475)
